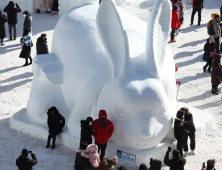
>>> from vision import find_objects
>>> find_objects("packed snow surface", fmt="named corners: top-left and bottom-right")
top-left (0, 0), bottom-right (222, 169)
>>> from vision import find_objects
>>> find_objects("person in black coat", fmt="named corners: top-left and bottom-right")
top-left (174, 109), bottom-right (188, 157)
top-left (3, 1), bottom-right (21, 40)
top-left (23, 11), bottom-right (32, 33)
top-left (46, 106), bottom-right (65, 149)
top-left (164, 149), bottom-right (186, 170)
top-left (203, 37), bottom-right (216, 73)
top-left (52, 0), bottom-right (59, 15)
top-left (0, 9), bottom-right (8, 46)
top-left (36, 33), bottom-right (49, 55)
top-left (80, 117), bottom-right (93, 149)
top-left (180, 107), bottom-right (196, 157)
top-left (19, 28), bottom-right (32, 66)
top-left (16, 149), bottom-right (38, 170)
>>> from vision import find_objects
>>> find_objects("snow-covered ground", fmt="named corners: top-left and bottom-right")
top-left (0, 0), bottom-right (222, 169)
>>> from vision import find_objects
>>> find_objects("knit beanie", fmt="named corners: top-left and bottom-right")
top-left (172, 5), bottom-right (178, 10)
top-left (22, 149), bottom-right (29, 158)
top-left (176, 110), bottom-right (184, 119)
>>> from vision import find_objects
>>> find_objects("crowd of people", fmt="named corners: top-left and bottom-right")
top-left (0, 0), bottom-right (220, 169)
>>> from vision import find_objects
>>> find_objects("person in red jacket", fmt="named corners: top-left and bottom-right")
top-left (91, 110), bottom-right (114, 160)
top-left (190, 0), bottom-right (204, 26)
top-left (171, 5), bottom-right (181, 42)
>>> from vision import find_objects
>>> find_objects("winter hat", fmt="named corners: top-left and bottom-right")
top-left (8, 1), bottom-right (15, 8)
top-left (22, 149), bottom-right (29, 158)
top-left (173, 149), bottom-right (180, 158)
top-left (209, 36), bottom-right (215, 43)
top-left (211, 13), bottom-right (218, 20)
top-left (22, 11), bottom-right (29, 15)
top-left (150, 159), bottom-right (162, 170)
top-left (215, 14), bottom-right (220, 19)
top-left (139, 164), bottom-right (148, 170)
top-left (172, 5), bottom-right (178, 10)
top-left (176, 110), bottom-right (184, 119)
top-left (87, 144), bottom-right (98, 153)
top-left (41, 33), bottom-right (47, 38)
top-left (86, 117), bottom-right (93, 122)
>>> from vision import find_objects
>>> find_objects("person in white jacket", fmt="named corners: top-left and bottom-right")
top-left (34, 0), bottom-right (44, 13)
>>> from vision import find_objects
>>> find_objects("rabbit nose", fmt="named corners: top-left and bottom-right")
top-left (140, 129), bottom-right (152, 139)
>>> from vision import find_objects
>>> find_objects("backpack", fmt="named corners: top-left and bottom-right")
top-left (196, 0), bottom-right (202, 6)
top-left (208, 23), bottom-right (215, 35)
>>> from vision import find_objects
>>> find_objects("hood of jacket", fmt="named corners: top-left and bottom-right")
top-left (87, 144), bottom-right (98, 153)
top-left (213, 53), bottom-right (221, 61)
top-left (47, 106), bottom-right (59, 117)
top-left (8, 1), bottom-right (15, 8)
top-left (176, 110), bottom-right (184, 119)
top-left (98, 110), bottom-right (107, 121)
top-left (37, 37), bottom-right (46, 43)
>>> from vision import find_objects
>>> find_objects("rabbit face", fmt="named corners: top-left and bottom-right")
top-left (97, 76), bottom-right (173, 149)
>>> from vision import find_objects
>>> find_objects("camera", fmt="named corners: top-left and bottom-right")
top-left (28, 151), bottom-right (32, 153)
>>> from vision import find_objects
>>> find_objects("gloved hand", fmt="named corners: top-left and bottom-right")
top-left (176, 81), bottom-right (181, 85)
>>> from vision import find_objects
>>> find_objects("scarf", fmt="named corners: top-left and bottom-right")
top-left (99, 119), bottom-right (107, 128)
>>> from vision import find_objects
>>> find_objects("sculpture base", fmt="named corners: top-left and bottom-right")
top-left (10, 103), bottom-right (214, 167)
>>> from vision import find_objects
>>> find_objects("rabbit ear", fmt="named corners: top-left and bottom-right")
top-left (96, 0), bottom-right (132, 81)
top-left (144, 0), bottom-right (171, 80)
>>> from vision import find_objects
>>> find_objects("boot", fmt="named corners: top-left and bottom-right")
top-left (51, 136), bottom-right (56, 149)
top-left (203, 66), bottom-right (206, 72)
top-left (212, 89), bottom-right (219, 95)
top-left (46, 135), bottom-right (51, 148)
top-left (23, 62), bottom-right (28, 67)
top-left (170, 38), bottom-right (176, 42)
top-left (198, 21), bottom-right (201, 26)
top-left (29, 57), bottom-right (32, 65)
top-left (14, 36), bottom-right (16, 40)
top-left (190, 23), bottom-right (193, 26)
top-left (207, 69), bottom-right (211, 73)
top-left (10, 36), bottom-right (12, 40)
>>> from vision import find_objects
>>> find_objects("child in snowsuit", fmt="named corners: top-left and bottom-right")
top-left (81, 144), bottom-right (100, 168)
top-left (211, 53), bottom-right (222, 95)
top-left (171, 5), bottom-right (181, 42)
top-left (176, 1), bottom-right (186, 35)
top-left (52, 0), bottom-right (59, 15)
top-left (34, 0), bottom-right (44, 13)
top-left (203, 37), bottom-right (216, 73)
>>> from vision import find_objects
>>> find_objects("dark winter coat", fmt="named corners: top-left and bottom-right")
top-left (19, 45), bottom-right (31, 59)
top-left (80, 119), bottom-right (93, 148)
top-left (0, 12), bottom-right (8, 39)
top-left (183, 113), bottom-right (196, 135)
top-left (36, 37), bottom-right (49, 54)
top-left (47, 106), bottom-right (65, 131)
top-left (91, 110), bottom-right (114, 144)
top-left (174, 110), bottom-right (188, 139)
top-left (203, 39), bottom-right (216, 62)
top-left (24, 16), bottom-right (32, 31)
top-left (52, 0), bottom-right (59, 11)
top-left (220, 6), bottom-right (222, 21)
top-left (3, 1), bottom-right (21, 25)
top-left (211, 53), bottom-right (222, 85)
top-left (75, 152), bottom-right (95, 170)
top-left (164, 151), bottom-right (186, 170)
top-left (171, 10), bottom-right (181, 29)
top-left (16, 153), bottom-right (38, 170)
top-left (192, 0), bottom-right (204, 9)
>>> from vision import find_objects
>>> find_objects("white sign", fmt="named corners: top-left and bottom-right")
top-left (117, 150), bottom-right (136, 163)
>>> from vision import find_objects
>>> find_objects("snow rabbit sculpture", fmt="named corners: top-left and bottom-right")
top-left (27, 0), bottom-right (176, 149)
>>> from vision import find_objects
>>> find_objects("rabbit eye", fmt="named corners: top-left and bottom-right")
top-left (115, 107), bottom-right (128, 120)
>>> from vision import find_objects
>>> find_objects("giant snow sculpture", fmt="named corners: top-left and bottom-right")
top-left (27, 0), bottom-right (176, 149)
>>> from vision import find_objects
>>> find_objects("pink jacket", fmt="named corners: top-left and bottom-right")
top-left (44, 0), bottom-right (52, 8)
top-left (81, 144), bottom-right (100, 168)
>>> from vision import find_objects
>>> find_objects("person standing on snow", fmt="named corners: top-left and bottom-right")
top-left (203, 37), bottom-right (216, 73)
top-left (171, 5), bottom-right (181, 42)
top-left (16, 149), bottom-right (38, 170)
top-left (45, 0), bottom-right (52, 13)
top-left (211, 53), bottom-right (222, 95)
top-left (19, 28), bottom-right (32, 66)
top-left (190, 0), bottom-right (204, 26)
top-left (23, 11), bottom-right (32, 35)
top-left (180, 107), bottom-right (196, 157)
top-left (36, 33), bottom-right (49, 54)
top-left (91, 110), bottom-right (114, 160)
top-left (175, 0), bottom-right (186, 35)
top-left (174, 109), bottom-right (188, 157)
top-left (34, 0), bottom-right (44, 13)
top-left (46, 106), bottom-right (65, 149)
top-left (0, 9), bottom-right (8, 46)
top-left (3, 1), bottom-right (21, 40)
top-left (52, 0), bottom-right (59, 15)
top-left (212, 14), bottom-right (221, 53)
top-left (80, 117), bottom-right (94, 149)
